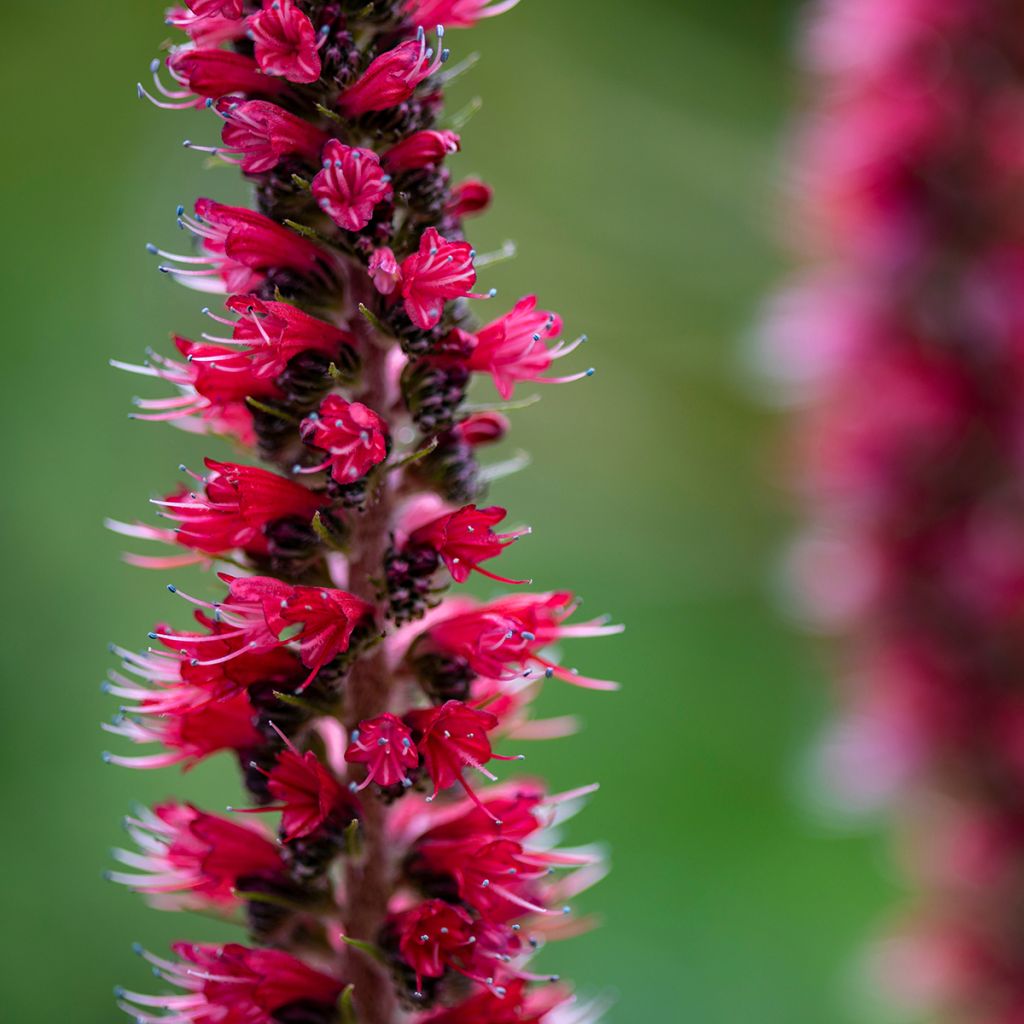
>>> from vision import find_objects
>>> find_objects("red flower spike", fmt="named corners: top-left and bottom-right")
top-left (409, 504), bottom-right (530, 584)
top-left (401, 227), bottom-right (483, 330)
top-left (299, 394), bottom-right (390, 485)
top-left (406, 700), bottom-right (523, 816)
top-left (446, 177), bottom-right (494, 219)
top-left (109, 802), bottom-right (283, 907)
top-left (337, 30), bottom-right (447, 118)
top-left (382, 129), bottom-right (460, 173)
top-left (117, 943), bottom-right (345, 1024)
top-left (311, 140), bottom-right (393, 232)
top-left (213, 98), bottom-right (328, 174)
top-left (406, 0), bottom-right (521, 30)
top-left (391, 899), bottom-right (476, 996)
top-left (115, 4), bottom-right (617, 1019)
top-left (345, 713), bottom-right (419, 790)
top-left (249, 0), bottom-right (323, 84)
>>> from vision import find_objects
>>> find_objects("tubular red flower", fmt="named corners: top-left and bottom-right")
top-left (145, 458), bottom-right (327, 559)
top-left (248, 0), bottom-right (323, 84)
top-left (447, 178), bottom-right (493, 219)
top-left (117, 943), bottom-right (345, 1024)
top-left (406, 700), bottom-right (522, 811)
top-left (468, 296), bottom-right (592, 400)
top-left (408, 504), bottom-right (529, 583)
top-left (401, 227), bottom-right (481, 330)
top-left (109, 802), bottom-right (283, 907)
top-left (383, 129), bottom-right (461, 173)
top-left (418, 592), bottom-right (622, 691)
top-left (214, 98), bottom-right (328, 174)
top-left (299, 394), bottom-right (390, 485)
top-left (311, 140), bottom-right (394, 232)
top-left (253, 737), bottom-right (358, 841)
top-left (406, 0), bottom-right (521, 30)
top-left (157, 199), bottom-right (333, 294)
top-left (337, 32), bottom-right (447, 118)
top-left (345, 712), bottom-right (419, 790)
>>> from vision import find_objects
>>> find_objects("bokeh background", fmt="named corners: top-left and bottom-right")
top-left (0, 1), bottom-right (902, 1021)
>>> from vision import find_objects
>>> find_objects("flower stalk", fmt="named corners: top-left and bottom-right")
top-left (765, 2), bottom-right (1024, 1018)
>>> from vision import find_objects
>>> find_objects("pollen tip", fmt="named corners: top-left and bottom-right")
top-left (131, 941), bottom-right (145, 956)
top-left (166, 584), bottom-right (177, 593)
top-left (102, 870), bottom-right (114, 882)
top-left (101, 751), bottom-right (113, 764)
top-left (113, 985), bottom-right (126, 998)
top-left (147, 632), bottom-right (158, 640)
top-left (176, 204), bottom-right (185, 217)
top-left (149, 58), bottom-right (160, 72)
top-left (136, 83), bottom-right (144, 100)
top-left (145, 243), bottom-right (158, 255)
top-left (585, 367), bottom-right (595, 376)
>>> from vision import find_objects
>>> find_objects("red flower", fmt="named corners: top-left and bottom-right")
top-left (249, 0), bottom-right (323, 84)
top-left (414, 835), bottom-right (588, 921)
top-left (109, 802), bottom-right (283, 907)
top-left (255, 735), bottom-right (356, 840)
top-left (117, 943), bottom-right (345, 1024)
top-left (345, 713), bottom-right (419, 790)
top-left (299, 394), bottom-right (390, 485)
top-left (159, 199), bottom-right (332, 293)
top-left (421, 979), bottom-right (565, 1024)
top-left (405, 700), bottom-right (521, 812)
top-left (453, 411), bottom-right (509, 446)
top-left (447, 178), bottom-right (493, 219)
top-left (185, 0), bottom-right (243, 16)
top-left (166, 7), bottom-right (247, 47)
top-left (106, 618), bottom-right (302, 715)
top-left (152, 48), bottom-right (286, 109)
top-left (409, 504), bottom-right (529, 584)
top-left (111, 336), bottom-right (281, 446)
top-left (274, 584), bottom-right (376, 689)
top-left (383, 129), bottom-right (460, 173)
top-left (222, 294), bottom-right (355, 369)
top-left (149, 458), bottom-right (326, 559)
top-left (369, 246), bottom-right (402, 295)
top-left (337, 31), bottom-right (446, 118)
top-left (390, 899), bottom-right (476, 995)
top-left (401, 227), bottom-right (481, 330)
top-left (311, 140), bottom-right (393, 232)
top-left (420, 592), bottom-right (622, 691)
top-left (103, 690), bottom-right (261, 770)
top-left (406, 0), bottom-right (521, 30)
top-left (214, 98), bottom-right (327, 174)
top-left (468, 295), bottom-right (592, 400)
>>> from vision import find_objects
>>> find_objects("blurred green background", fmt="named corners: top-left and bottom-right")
top-left (0, 1), bottom-right (901, 1021)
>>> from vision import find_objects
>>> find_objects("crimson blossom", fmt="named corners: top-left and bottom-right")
top-left (106, 3), bottom-right (613, 1024)
top-left (763, 1), bottom-right (1024, 1020)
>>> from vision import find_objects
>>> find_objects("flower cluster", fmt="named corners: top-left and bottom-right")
top-left (764, 1), bottom-right (1024, 1018)
top-left (107, 3), bottom-right (611, 1024)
